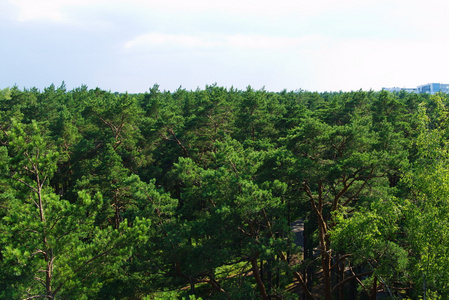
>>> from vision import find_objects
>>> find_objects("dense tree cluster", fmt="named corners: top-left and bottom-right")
top-left (0, 83), bottom-right (448, 299)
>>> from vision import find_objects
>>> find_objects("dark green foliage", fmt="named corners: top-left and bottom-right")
top-left (0, 84), bottom-right (444, 299)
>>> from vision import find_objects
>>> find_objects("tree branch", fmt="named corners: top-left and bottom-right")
top-left (330, 254), bottom-right (353, 270)
top-left (331, 271), bottom-right (373, 293)
top-left (23, 295), bottom-right (54, 300)
top-left (53, 244), bottom-right (119, 295)
top-left (2, 172), bottom-right (38, 193)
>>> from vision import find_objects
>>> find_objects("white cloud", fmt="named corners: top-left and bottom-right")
top-left (12, 0), bottom-right (66, 22)
top-left (128, 0), bottom-right (385, 18)
top-left (300, 36), bottom-right (449, 91)
top-left (227, 35), bottom-right (302, 50)
top-left (10, 0), bottom-right (110, 23)
top-left (388, 2), bottom-right (449, 41)
top-left (124, 33), bottom-right (220, 50)
top-left (10, 0), bottom-right (449, 35)
top-left (6, 0), bottom-right (449, 92)
top-left (8, 0), bottom-right (388, 24)
top-left (123, 32), bottom-right (328, 52)
top-left (12, 0), bottom-right (448, 44)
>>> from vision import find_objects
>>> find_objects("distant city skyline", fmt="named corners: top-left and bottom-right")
top-left (383, 83), bottom-right (449, 95)
top-left (2, 1), bottom-right (449, 93)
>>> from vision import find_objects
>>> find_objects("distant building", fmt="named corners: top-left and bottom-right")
top-left (383, 83), bottom-right (449, 95)
top-left (382, 87), bottom-right (418, 93)
top-left (417, 83), bottom-right (449, 94)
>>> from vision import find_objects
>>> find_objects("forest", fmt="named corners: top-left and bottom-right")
top-left (0, 83), bottom-right (448, 299)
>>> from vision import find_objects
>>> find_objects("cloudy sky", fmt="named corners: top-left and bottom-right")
top-left (2, 0), bottom-right (449, 92)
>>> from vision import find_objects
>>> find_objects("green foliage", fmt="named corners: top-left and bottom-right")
top-left (1, 84), bottom-right (446, 299)
top-left (331, 197), bottom-right (409, 287)
top-left (0, 114), bottom-right (159, 299)
top-left (401, 95), bottom-right (449, 299)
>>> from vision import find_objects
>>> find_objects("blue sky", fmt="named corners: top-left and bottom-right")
top-left (2, 0), bottom-right (449, 93)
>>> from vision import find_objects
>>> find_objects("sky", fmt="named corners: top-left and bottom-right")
top-left (2, 0), bottom-right (449, 93)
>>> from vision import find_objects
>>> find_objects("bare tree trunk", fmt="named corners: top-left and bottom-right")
top-left (320, 235), bottom-right (332, 300)
top-left (339, 260), bottom-right (344, 300)
top-left (38, 174), bottom-right (53, 298)
top-left (370, 276), bottom-right (378, 300)
top-left (251, 256), bottom-right (269, 300)
top-left (45, 248), bottom-right (53, 298)
top-left (305, 181), bottom-right (332, 300)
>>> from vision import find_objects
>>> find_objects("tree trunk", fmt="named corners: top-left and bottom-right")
top-left (315, 186), bottom-right (332, 300)
top-left (369, 276), bottom-right (377, 300)
top-left (349, 272), bottom-right (357, 300)
top-left (267, 258), bottom-right (272, 293)
top-left (45, 248), bottom-right (53, 298)
top-left (250, 256), bottom-right (269, 300)
top-left (338, 256), bottom-right (344, 300)
top-left (321, 241), bottom-right (332, 300)
top-left (37, 178), bottom-right (45, 223)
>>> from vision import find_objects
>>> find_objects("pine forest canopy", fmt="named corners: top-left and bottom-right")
top-left (0, 83), bottom-right (448, 299)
